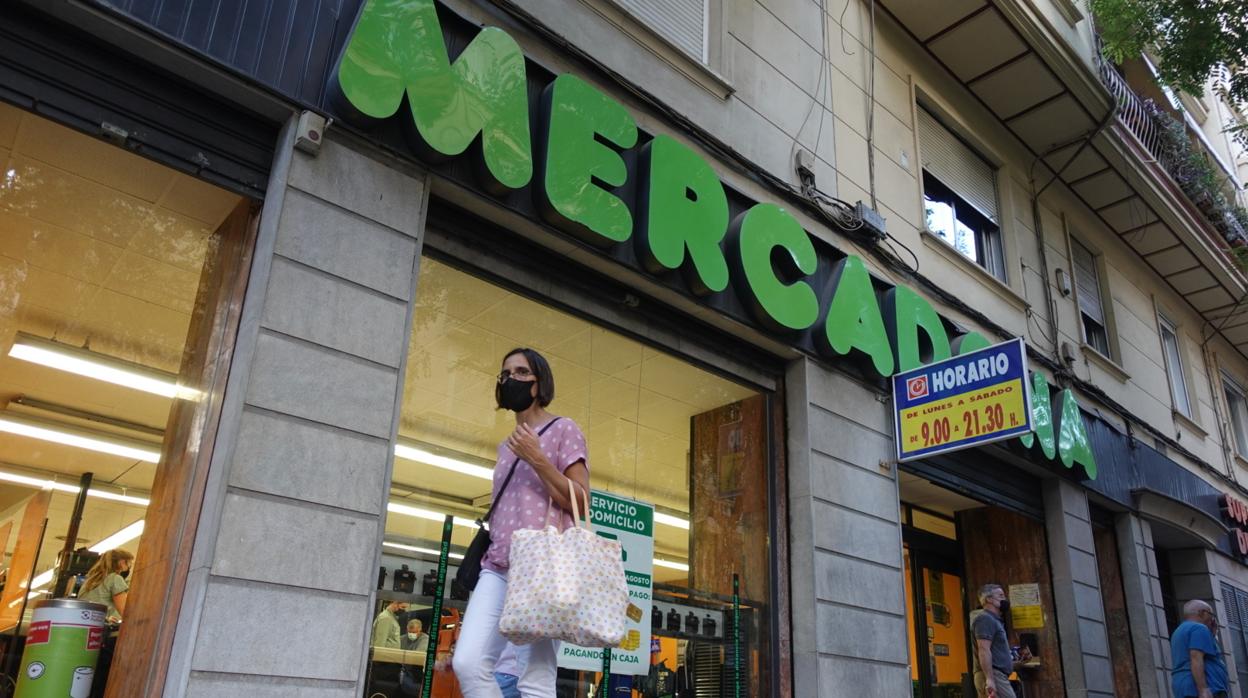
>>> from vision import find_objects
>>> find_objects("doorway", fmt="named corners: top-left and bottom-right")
top-left (900, 466), bottom-right (1064, 698)
top-left (905, 521), bottom-right (970, 698)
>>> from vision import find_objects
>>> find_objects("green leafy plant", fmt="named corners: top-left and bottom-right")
top-left (1092, 0), bottom-right (1248, 145)
top-left (1138, 98), bottom-right (1248, 255)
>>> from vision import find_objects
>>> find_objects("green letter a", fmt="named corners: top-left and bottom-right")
top-left (817, 256), bottom-right (893, 377)
top-left (335, 0), bottom-right (532, 192)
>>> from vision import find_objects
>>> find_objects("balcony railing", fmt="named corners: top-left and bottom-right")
top-left (1095, 56), bottom-right (1248, 245)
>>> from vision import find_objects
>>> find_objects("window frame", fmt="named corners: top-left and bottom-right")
top-left (915, 105), bottom-right (1007, 282)
top-left (1158, 313), bottom-right (1193, 419)
top-left (605, 0), bottom-right (715, 66)
top-left (1224, 373), bottom-right (1248, 460)
top-left (921, 170), bottom-right (1006, 280)
top-left (1068, 234), bottom-right (1115, 361)
top-left (419, 204), bottom-right (789, 696)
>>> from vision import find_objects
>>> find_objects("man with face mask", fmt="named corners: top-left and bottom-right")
top-left (372, 600), bottom-right (408, 649)
top-left (970, 584), bottom-right (1030, 698)
top-left (401, 619), bottom-right (429, 653)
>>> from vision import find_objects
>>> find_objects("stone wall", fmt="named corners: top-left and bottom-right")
top-left (167, 132), bottom-right (428, 697)
top-left (786, 357), bottom-right (910, 696)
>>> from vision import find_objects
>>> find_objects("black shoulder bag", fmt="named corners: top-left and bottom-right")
top-left (454, 417), bottom-right (562, 592)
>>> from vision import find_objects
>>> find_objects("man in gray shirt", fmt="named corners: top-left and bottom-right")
top-left (971, 584), bottom-right (1028, 698)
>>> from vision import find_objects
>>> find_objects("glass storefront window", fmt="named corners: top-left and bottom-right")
top-left (367, 256), bottom-right (774, 697)
top-left (0, 102), bottom-right (247, 693)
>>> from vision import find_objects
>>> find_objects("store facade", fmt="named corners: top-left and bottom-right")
top-left (4, 1), bottom-right (1248, 697)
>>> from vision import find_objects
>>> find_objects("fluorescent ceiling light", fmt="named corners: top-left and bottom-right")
top-left (0, 413), bottom-right (161, 463)
top-left (391, 446), bottom-right (691, 529)
top-left (9, 333), bottom-right (200, 400)
top-left (394, 443), bottom-right (494, 480)
top-left (8, 589), bottom-right (47, 608)
top-left (386, 502), bottom-right (479, 529)
top-left (654, 512), bottom-right (690, 530)
top-left (28, 569), bottom-right (53, 590)
top-left (392, 441), bottom-right (691, 529)
top-left (653, 558), bottom-right (690, 572)
top-left (383, 541), bottom-right (465, 560)
top-left (0, 469), bottom-right (149, 507)
top-left (89, 520), bottom-right (145, 553)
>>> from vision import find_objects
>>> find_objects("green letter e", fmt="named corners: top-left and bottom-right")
top-left (334, 0), bottom-right (532, 193)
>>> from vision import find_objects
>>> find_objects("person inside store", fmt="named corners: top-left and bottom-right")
top-left (371, 600), bottom-right (410, 696)
top-left (1170, 599), bottom-right (1228, 698)
top-left (373, 600), bottom-right (409, 649)
top-left (79, 549), bottom-right (133, 623)
top-left (971, 584), bottom-right (1032, 698)
top-left (397, 618), bottom-right (430, 696)
top-left (78, 548), bottom-right (133, 698)
top-left (493, 643), bottom-right (524, 698)
top-left (402, 618), bottom-right (429, 652)
top-left (451, 347), bottom-right (590, 698)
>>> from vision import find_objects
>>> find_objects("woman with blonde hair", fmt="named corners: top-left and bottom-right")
top-left (79, 549), bottom-right (133, 623)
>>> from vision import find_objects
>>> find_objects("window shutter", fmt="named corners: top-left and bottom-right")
top-left (1070, 239), bottom-right (1105, 324)
top-left (1225, 584), bottom-right (1240, 628)
top-left (614, 0), bottom-right (707, 62)
top-left (917, 108), bottom-right (999, 223)
top-left (1237, 586), bottom-right (1248, 629)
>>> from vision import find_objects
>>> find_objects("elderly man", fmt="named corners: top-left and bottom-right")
top-left (401, 618), bottom-right (429, 653)
top-left (1171, 599), bottom-right (1228, 698)
top-left (970, 584), bottom-right (1030, 698)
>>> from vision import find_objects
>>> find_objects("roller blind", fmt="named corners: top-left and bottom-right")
top-left (615, 0), bottom-right (707, 62)
top-left (1070, 239), bottom-right (1104, 324)
top-left (918, 107), bottom-right (998, 223)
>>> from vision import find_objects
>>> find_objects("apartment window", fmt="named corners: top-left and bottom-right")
top-left (615, 0), bottom-right (708, 62)
top-left (1159, 315), bottom-right (1192, 417)
top-left (918, 107), bottom-right (1005, 279)
top-left (1070, 238), bottom-right (1111, 357)
top-left (1225, 376), bottom-right (1248, 459)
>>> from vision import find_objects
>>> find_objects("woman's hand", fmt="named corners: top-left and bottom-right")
top-left (506, 423), bottom-right (547, 466)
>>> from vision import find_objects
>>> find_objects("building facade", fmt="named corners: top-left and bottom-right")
top-left (1, 0), bottom-right (1248, 697)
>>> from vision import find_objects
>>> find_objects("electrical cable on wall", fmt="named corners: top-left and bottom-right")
top-left (794, 0), bottom-right (831, 174)
top-left (483, 0), bottom-right (1248, 498)
top-left (866, 0), bottom-right (878, 210)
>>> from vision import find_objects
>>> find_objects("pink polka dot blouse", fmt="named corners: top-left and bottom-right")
top-left (483, 417), bottom-right (589, 573)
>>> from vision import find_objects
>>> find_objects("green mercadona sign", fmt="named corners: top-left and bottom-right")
top-left (331, 0), bottom-right (1096, 478)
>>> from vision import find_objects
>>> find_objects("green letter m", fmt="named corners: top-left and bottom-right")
top-left (335, 0), bottom-right (532, 191)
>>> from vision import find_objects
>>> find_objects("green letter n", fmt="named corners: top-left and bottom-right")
top-left (335, 0), bottom-right (532, 192)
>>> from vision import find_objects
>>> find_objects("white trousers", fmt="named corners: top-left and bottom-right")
top-left (452, 570), bottom-right (559, 698)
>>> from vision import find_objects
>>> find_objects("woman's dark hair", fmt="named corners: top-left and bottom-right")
top-left (496, 347), bottom-right (555, 408)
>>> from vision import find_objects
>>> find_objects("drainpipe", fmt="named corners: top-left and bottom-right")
top-left (1202, 341), bottom-right (1241, 483)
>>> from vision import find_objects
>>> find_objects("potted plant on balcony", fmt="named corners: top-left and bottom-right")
top-left (1141, 98), bottom-right (1248, 244)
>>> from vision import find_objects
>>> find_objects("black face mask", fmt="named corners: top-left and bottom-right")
top-left (118, 569), bottom-right (130, 580)
top-left (499, 377), bottom-right (536, 412)
top-left (999, 599), bottom-right (1011, 616)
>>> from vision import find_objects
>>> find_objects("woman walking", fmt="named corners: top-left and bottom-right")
top-left (452, 348), bottom-right (589, 698)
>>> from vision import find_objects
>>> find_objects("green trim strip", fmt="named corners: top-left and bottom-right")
top-left (420, 515), bottom-right (454, 698)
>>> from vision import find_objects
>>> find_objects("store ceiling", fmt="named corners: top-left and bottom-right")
top-left (0, 102), bottom-right (757, 581)
top-left (0, 102), bottom-right (240, 574)
top-left (391, 258), bottom-right (758, 566)
top-left (397, 258), bottom-right (756, 507)
top-left (900, 471), bottom-right (984, 516)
